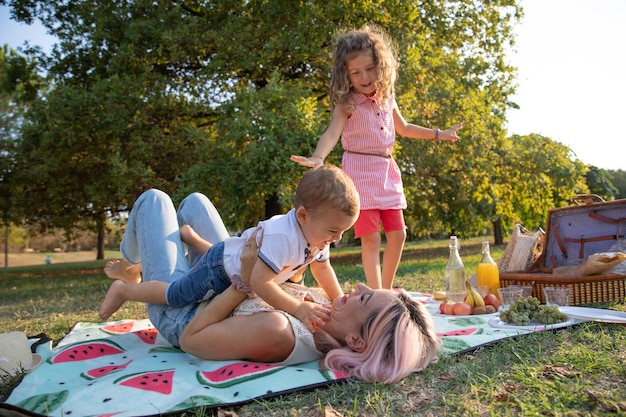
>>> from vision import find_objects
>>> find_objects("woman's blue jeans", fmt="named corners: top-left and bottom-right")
top-left (119, 189), bottom-right (229, 347)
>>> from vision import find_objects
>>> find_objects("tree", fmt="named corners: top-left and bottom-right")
top-left (6, 0), bottom-right (530, 244)
top-left (0, 45), bottom-right (44, 266)
top-left (14, 75), bottom-right (204, 259)
top-left (606, 170), bottom-right (626, 199)
top-left (585, 166), bottom-right (618, 201)
top-left (502, 134), bottom-right (589, 233)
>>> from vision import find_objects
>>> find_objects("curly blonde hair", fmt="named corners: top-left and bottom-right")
top-left (330, 24), bottom-right (398, 113)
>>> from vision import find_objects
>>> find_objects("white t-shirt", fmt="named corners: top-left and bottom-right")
top-left (222, 209), bottom-right (330, 283)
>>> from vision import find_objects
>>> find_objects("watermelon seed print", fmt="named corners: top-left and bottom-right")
top-left (133, 328), bottom-right (158, 344)
top-left (81, 360), bottom-right (133, 380)
top-left (115, 369), bottom-right (175, 395)
top-left (49, 339), bottom-right (125, 363)
top-left (102, 321), bottom-right (135, 334)
top-left (197, 362), bottom-right (284, 388)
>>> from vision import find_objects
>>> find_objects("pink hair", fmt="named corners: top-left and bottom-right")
top-left (315, 290), bottom-right (441, 384)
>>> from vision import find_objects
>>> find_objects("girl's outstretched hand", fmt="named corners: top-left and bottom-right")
top-left (443, 122), bottom-right (464, 142)
top-left (290, 155), bottom-right (324, 168)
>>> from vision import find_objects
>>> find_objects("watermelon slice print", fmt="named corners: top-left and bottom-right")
top-left (437, 327), bottom-right (484, 337)
top-left (133, 328), bottom-right (158, 345)
top-left (320, 369), bottom-right (352, 381)
top-left (16, 390), bottom-right (69, 414)
top-left (442, 337), bottom-right (472, 354)
top-left (114, 369), bottom-right (175, 395)
top-left (102, 321), bottom-right (135, 334)
top-left (197, 362), bottom-right (284, 388)
top-left (81, 359), bottom-right (133, 380)
top-left (449, 317), bottom-right (488, 326)
top-left (49, 339), bottom-right (125, 363)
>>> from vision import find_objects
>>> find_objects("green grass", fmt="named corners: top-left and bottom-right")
top-left (2, 238), bottom-right (626, 416)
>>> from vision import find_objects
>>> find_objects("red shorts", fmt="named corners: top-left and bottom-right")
top-left (353, 209), bottom-right (406, 238)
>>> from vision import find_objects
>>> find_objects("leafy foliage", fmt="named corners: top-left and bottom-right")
top-left (1, 0), bottom-right (598, 245)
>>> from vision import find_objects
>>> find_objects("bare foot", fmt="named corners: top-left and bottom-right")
top-left (180, 224), bottom-right (212, 254)
top-left (179, 224), bottom-right (199, 245)
top-left (104, 259), bottom-right (142, 284)
top-left (99, 280), bottom-right (127, 321)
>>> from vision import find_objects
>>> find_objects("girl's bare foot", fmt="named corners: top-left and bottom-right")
top-left (104, 259), bottom-right (142, 284)
top-left (99, 280), bottom-right (127, 321)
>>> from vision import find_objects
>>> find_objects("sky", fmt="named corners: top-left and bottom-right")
top-left (1, 1), bottom-right (625, 171)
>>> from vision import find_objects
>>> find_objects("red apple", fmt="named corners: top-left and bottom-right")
top-left (443, 302), bottom-right (456, 315)
top-left (439, 301), bottom-right (447, 314)
top-left (453, 302), bottom-right (472, 316)
top-left (483, 293), bottom-right (501, 310)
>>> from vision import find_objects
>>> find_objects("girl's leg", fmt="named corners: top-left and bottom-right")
top-left (381, 228), bottom-right (407, 289)
top-left (177, 193), bottom-right (229, 266)
top-left (360, 231), bottom-right (383, 289)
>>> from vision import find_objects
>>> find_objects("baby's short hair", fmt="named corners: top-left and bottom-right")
top-left (294, 165), bottom-right (359, 217)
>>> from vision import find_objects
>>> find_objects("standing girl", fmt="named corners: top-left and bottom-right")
top-left (291, 25), bottom-right (462, 290)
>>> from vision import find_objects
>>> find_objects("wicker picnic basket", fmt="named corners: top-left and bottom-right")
top-left (499, 195), bottom-right (626, 305)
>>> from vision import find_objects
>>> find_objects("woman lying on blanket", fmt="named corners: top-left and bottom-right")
top-left (99, 188), bottom-right (440, 384)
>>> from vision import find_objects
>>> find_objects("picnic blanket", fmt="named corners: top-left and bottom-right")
top-left (1, 293), bottom-right (586, 417)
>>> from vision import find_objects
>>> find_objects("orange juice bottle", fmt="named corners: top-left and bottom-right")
top-left (476, 241), bottom-right (500, 296)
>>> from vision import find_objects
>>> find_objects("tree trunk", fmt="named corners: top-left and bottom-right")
top-left (264, 193), bottom-right (282, 219)
top-left (96, 215), bottom-right (106, 260)
top-left (96, 228), bottom-right (105, 260)
top-left (493, 218), bottom-right (504, 246)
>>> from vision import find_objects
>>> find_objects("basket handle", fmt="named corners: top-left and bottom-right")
top-left (572, 194), bottom-right (605, 205)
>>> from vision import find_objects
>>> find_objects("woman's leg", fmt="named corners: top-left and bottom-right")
top-left (177, 193), bottom-right (229, 266)
top-left (116, 189), bottom-right (197, 346)
top-left (120, 189), bottom-right (189, 284)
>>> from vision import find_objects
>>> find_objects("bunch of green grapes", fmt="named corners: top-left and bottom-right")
top-left (534, 305), bottom-right (568, 324)
top-left (500, 296), bottom-right (568, 325)
top-left (499, 296), bottom-right (540, 325)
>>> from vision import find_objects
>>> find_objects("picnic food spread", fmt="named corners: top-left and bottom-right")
top-left (499, 296), bottom-right (568, 326)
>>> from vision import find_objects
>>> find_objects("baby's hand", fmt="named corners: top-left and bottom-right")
top-left (290, 155), bottom-right (323, 168)
top-left (295, 301), bottom-right (330, 332)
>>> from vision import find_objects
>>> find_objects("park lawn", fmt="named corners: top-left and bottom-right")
top-left (1, 239), bottom-right (626, 416)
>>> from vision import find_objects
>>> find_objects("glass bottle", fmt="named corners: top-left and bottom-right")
top-left (476, 241), bottom-right (500, 296)
top-left (445, 236), bottom-right (467, 302)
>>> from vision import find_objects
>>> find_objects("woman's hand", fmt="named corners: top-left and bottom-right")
top-left (290, 155), bottom-right (324, 168)
top-left (239, 228), bottom-right (262, 287)
top-left (295, 301), bottom-right (331, 332)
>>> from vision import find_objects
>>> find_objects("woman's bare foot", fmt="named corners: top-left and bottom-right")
top-left (99, 280), bottom-right (127, 321)
top-left (104, 259), bottom-right (142, 284)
